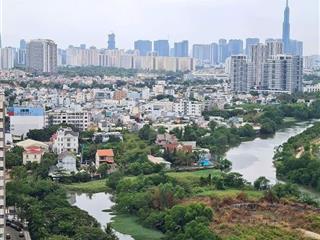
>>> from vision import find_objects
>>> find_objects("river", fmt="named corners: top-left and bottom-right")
top-left (226, 121), bottom-right (315, 184)
top-left (70, 121), bottom-right (316, 240)
top-left (70, 192), bottom-right (134, 240)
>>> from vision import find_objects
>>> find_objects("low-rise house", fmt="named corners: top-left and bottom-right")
top-left (147, 155), bottom-right (171, 169)
top-left (92, 132), bottom-right (123, 143)
top-left (16, 139), bottom-right (49, 151)
top-left (156, 133), bottom-right (178, 147)
top-left (23, 146), bottom-right (45, 164)
top-left (165, 143), bottom-right (193, 153)
top-left (57, 152), bottom-right (77, 173)
top-left (51, 128), bottom-right (79, 154)
top-left (95, 149), bottom-right (115, 169)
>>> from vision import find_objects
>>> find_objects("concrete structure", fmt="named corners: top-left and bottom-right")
top-left (230, 55), bottom-right (248, 92)
top-left (282, 0), bottom-right (291, 54)
top-left (23, 146), bottom-right (45, 164)
top-left (26, 39), bottom-right (57, 73)
top-left (52, 128), bottom-right (79, 154)
top-left (8, 107), bottom-right (45, 137)
top-left (0, 47), bottom-right (15, 70)
top-left (174, 100), bottom-right (202, 117)
top-left (95, 149), bottom-right (114, 168)
top-left (174, 40), bottom-right (189, 57)
top-left (192, 44), bottom-right (211, 66)
top-left (154, 40), bottom-right (170, 56)
top-left (147, 155), bottom-right (171, 169)
top-left (0, 90), bottom-right (5, 239)
top-left (46, 109), bottom-right (90, 131)
top-left (245, 38), bottom-right (260, 56)
top-left (57, 152), bottom-right (77, 173)
top-left (108, 33), bottom-right (116, 50)
top-left (263, 55), bottom-right (303, 93)
top-left (134, 40), bottom-right (152, 56)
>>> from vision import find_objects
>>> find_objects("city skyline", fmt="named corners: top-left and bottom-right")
top-left (2, 0), bottom-right (319, 55)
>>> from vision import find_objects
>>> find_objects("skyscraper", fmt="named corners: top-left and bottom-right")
top-left (228, 39), bottom-right (243, 56)
top-left (263, 55), bottom-right (303, 93)
top-left (154, 40), bottom-right (170, 56)
top-left (174, 40), bottom-right (189, 57)
top-left (134, 40), bottom-right (152, 56)
top-left (108, 33), bottom-right (116, 50)
top-left (0, 47), bottom-right (15, 70)
top-left (192, 44), bottom-right (211, 66)
top-left (282, 0), bottom-right (291, 54)
top-left (20, 39), bottom-right (27, 50)
top-left (218, 39), bottom-right (228, 63)
top-left (230, 55), bottom-right (248, 92)
top-left (26, 39), bottom-right (58, 73)
top-left (245, 38), bottom-right (260, 56)
top-left (210, 43), bottom-right (219, 66)
top-left (0, 89), bottom-right (5, 240)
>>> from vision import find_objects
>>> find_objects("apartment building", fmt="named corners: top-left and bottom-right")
top-left (0, 90), bottom-right (5, 239)
top-left (46, 109), bottom-right (91, 131)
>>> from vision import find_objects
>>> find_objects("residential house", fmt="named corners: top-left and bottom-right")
top-left (156, 133), bottom-right (178, 147)
top-left (52, 128), bottom-right (79, 154)
top-left (23, 146), bottom-right (45, 164)
top-left (57, 152), bottom-right (77, 173)
top-left (147, 155), bottom-right (171, 169)
top-left (95, 149), bottom-right (115, 170)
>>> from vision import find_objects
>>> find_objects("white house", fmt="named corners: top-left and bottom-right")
top-left (52, 128), bottom-right (79, 154)
top-left (57, 152), bottom-right (77, 173)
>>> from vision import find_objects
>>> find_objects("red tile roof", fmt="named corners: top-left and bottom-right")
top-left (24, 146), bottom-right (44, 154)
top-left (96, 149), bottom-right (114, 157)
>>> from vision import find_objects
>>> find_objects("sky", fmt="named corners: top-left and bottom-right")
top-left (2, 0), bottom-right (320, 55)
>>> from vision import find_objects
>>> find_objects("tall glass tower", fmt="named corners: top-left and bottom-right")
top-left (282, 0), bottom-right (290, 54)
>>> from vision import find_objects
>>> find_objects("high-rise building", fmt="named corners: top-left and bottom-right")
top-left (0, 47), bottom-right (16, 70)
top-left (228, 39), bottom-right (243, 56)
top-left (154, 40), bottom-right (170, 56)
top-left (134, 40), bottom-right (152, 56)
top-left (265, 39), bottom-right (284, 58)
top-left (230, 55), bottom-right (248, 92)
top-left (20, 39), bottom-right (27, 50)
top-left (80, 44), bottom-right (86, 50)
top-left (192, 44), bottom-right (211, 66)
top-left (174, 40), bottom-right (189, 57)
top-left (210, 43), bottom-right (219, 66)
top-left (245, 38), bottom-right (260, 56)
top-left (290, 40), bottom-right (303, 56)
top-left (58, 49), bottom-right (67, 66)
top-left (282, 0), bottom-right (291, 54)
top-left (263, 55), bottom-right (303, 93)
top-left (0, 90), bottom-right (6, 240)
top-left (218, 39), bottom-right (228, 63)
top-left (108, 33), bottom-right (116, 50)
top-left (26, 39), bottom-right (58, 73)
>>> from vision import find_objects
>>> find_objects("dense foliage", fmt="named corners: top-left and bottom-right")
top-left (274, 122), bottom-right (320, 191)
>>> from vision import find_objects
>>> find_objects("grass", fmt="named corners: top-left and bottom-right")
top-left (167, 169), bottom-right (222, 185)
top-left (112, 215), bottom-right (164, 240)
top-left (195, 189), bottom-right (264, 200)
top-left (63, 179), bottom-right (108, 193)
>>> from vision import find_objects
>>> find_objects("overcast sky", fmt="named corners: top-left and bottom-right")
top-left (2, 0), bottom-right (320, 55)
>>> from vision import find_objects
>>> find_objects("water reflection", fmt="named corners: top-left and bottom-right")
top-left (226, 122), bottom-right (314, 184)
top-left (70, 192), bottom-right (134, 240)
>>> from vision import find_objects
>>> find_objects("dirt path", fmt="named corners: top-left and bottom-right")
top-left (297, 229), bottom-right (320, 240)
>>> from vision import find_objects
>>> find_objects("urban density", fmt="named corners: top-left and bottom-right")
top-left (0, 0), bottom-right (319, 240)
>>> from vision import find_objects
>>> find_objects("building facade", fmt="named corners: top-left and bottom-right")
top-left (154, 40), bottom-right (170, 57)
top-left (134, 40), bottom-right (152, 56)
top-left (52, 128), bottom-right (79, 154)
top-left (46, 109), bottom-right (91, 131)
top-left (230, 55), bottom-right (248, 92)
top-left (8, 107), bottom-right (45, 137)
top-left (0, 91), bottom-right (5, 239)
top-left (26, 39), bottom-right (57, 73)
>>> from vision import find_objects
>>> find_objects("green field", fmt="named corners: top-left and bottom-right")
top-left (112, 215), bottom-right (164, 240)
top-left (195, 189), bottom-right (263, 200)
top-left (63, 179), bottom-right (108, 193)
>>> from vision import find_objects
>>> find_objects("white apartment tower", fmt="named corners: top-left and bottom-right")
top-left (0, 90), bottom-right (5, 239)
top-left (27, 39), bottom-right (57, 73)
top-left (230, 55), bottom-right (248, 92)
top-left (263, 55), bottom-right (303, 93)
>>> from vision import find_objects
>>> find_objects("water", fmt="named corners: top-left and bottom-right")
top-left (71, 192), bottom-right (134, 240)
top-left (226, 122), bottom-right (315, 184)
